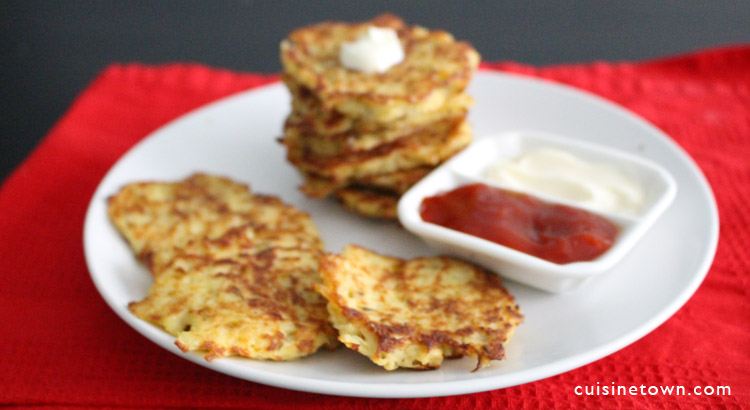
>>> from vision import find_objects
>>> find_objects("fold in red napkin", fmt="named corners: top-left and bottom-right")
top-left (1, 46), bottom-right (748, 409)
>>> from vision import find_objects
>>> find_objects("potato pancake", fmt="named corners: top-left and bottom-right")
top-left (316, 245), bottom-right (522, 370)
top-left (108, 174), bottom-right (338, 361)
top-left (280, 14), bottom-right (480, 124)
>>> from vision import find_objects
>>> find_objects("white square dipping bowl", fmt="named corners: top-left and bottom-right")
top-left (398, 130), bottom-right (677, 293)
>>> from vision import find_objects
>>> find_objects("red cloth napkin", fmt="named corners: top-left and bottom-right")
top-left (1, 46), bottom-right (748, 409)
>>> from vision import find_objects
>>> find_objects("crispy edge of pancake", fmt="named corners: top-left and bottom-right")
top-left (281, 108), bottom-right (469, 158)
top-left (280, 14), bottom-right (480, 123)
top-left (332, 187), bottom-right (400, 220)
top-left (299, 166), bottom-right (433, 199)
top-left (315, 245), bottom-right (523, 371)
top-left (283, 74), bottom-right (474, 145)
top-left (287, 120), bottom-right (472, 183)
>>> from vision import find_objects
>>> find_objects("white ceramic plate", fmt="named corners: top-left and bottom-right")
top-left (83, 71), bottom-right (719, 398)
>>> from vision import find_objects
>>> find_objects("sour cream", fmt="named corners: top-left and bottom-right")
top-left (484, 147), bottom-right (646, 216)
top-left (339, 26), bottom-right (404, 74)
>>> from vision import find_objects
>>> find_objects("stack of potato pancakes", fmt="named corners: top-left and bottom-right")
top-left (279, 14), bottom-right (480, 219)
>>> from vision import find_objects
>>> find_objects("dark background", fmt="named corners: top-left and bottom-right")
top-left (2, 1), bottom-right (749, 183)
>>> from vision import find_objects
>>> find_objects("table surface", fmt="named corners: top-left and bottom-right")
top-left (2, 1), bottom-right (749, 182)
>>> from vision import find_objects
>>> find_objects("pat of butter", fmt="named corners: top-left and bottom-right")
top-left (340, 26), bottom-right (404, 74)
top-left (485, 147), bottom-right (646, 216)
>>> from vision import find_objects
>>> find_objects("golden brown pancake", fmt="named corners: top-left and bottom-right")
top-left (332, 187), bottom-right (400, 220)
top-left (128, 225), bottom-right (338, 361)
top-left (316, 245), bottom-right (523, 371)
top-left (286, 119), bottom-right (472, 185)
top-left (299, 166), bottom-right (434, 199)
top-left (109, 174), bottom-right (338, 361)
top-left (284, 75), bottom-right (474, 152)
top-left (280, 14), bottom-right (480, 124)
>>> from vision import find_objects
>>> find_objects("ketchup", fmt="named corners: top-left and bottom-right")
top-left (419, 183), bottom-right (618, 264)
